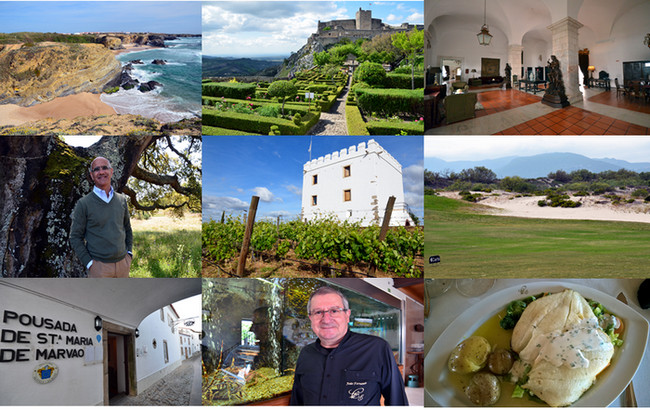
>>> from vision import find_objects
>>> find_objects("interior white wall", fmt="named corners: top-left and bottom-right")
top-left (0, 285), bottom-right (104, 405)
top-left (116, 335), bottom-right (126, 393)
top-left (587, 2), bottom-right (650, 81)
top-left (431, 20), bottom-right (509, 78)
top-left (522, 38), bottom-right (550, 69)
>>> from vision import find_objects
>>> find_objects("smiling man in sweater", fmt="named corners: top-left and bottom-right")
top-left (70, 157), bottom-right (133, 278)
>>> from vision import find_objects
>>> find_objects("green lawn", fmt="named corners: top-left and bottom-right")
top-left (130, 213), bottom-right (201, 278)
top-left (425, 195), bottom-right (650, 277)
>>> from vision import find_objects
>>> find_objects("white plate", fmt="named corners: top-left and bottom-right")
top-left (425, 281), bottom-right (649, 407)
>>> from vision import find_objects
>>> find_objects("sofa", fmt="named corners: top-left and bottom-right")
top-left (443, 93), bottom-right (478, 124)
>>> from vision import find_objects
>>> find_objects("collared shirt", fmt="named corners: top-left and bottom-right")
top-left (290, 330), bottom-right (408, 406)
top-left (93, 185), bottom-right (114, 203)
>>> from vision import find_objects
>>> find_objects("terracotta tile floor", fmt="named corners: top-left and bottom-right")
top-left (494, 106), bottom-right (650, 135)
top-left (475, 89), bottom-right (542, 118)
top-left (587, 90), bottom-right (650, 114)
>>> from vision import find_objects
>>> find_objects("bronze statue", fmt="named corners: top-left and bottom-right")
top-left (542, 55), bottom-right (569, 108)
top-left (505, 63), bottom-right (512, 89)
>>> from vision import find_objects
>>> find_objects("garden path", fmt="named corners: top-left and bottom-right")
top-left (307, 75), bottom-right (351, 135)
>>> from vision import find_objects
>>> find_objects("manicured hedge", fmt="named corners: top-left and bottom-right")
top-left (365, 120), bottom-right (424, 135)
top-left (345, 105), bottom-right (370, 136)
top-left (385, 73), bottom-right (425, 89)
top-left (202, 82), bottom-right (257, 99)
top-left (203, 108), bottom-right (320, 135)
top-left (203, 97), bottom-right (313, 116)
top-left (202, 126), bottom-right (260, 136)
top-left (355, 88), bottom-right (424, 117)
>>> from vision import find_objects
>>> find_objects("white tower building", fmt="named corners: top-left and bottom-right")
top-left (301, 139), bottom-right (413, 226)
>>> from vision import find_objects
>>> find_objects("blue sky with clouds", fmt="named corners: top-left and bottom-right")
top-left (0, 2), bottom-right (202, 34)
top-left (202, 1), bottom-right (424, 57)
top-left (424, 136), bottom-right (650, 166)
top-left (202, 136), bottom-right (423, 223)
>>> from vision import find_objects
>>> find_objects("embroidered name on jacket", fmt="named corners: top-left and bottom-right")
top-left (347, 387), bottom-right (365, 401)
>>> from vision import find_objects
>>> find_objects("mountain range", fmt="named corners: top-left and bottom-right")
top-left (425, 153), bottom-right (650, 178)
top-left (202, 56), bottom-right (281, 77)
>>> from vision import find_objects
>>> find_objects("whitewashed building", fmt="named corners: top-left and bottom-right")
top-left (301, 139), bottom-right (413, 226)
top-left (135, 305), bottom-right (184, 393)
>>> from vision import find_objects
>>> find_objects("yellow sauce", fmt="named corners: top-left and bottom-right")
top-left (447, 308), bottom-right (546, 407)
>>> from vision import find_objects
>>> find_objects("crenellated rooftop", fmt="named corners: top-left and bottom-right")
top-left (303, 139), bottom-right (402, 173)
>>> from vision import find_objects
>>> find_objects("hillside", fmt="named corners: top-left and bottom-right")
top-left (426, 152), bottom-right (650, 178)
top-left (202, 56), bottom-right (281, 77)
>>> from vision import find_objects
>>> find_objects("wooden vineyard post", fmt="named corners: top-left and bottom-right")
top-left (370, 196), bottom-right (396, 277)
top-left (237, 196), bottom-right (260, 276)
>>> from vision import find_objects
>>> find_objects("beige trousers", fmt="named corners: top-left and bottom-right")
top-left (87, 254), bottom-right (132, 278)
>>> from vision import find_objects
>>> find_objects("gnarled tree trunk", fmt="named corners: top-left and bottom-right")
top-left (1, 136), bottom-right (155, 277)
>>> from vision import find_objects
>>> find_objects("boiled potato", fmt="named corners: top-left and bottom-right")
top-left (448, 336), bottom-right (491, 374)
top-left (487, 348), bottom-right (514, 375)
top-left (465, 372), bottom-right (501, 406)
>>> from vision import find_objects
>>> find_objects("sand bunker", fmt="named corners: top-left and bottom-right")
top-left (439, 191), bottom-right (650, 224)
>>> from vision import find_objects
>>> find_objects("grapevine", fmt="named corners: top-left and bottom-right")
top-left (202, 217), bottom-right (423, 277)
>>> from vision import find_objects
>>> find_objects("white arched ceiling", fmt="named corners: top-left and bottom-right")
top-left (426, 0), bottom-right (646, 48)
top-left (1, 278), bottom-right (201, 329)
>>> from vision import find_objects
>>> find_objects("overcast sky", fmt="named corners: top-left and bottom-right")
top-left (171, 294), bottom-right (201, 333)
top-left (425, 136), bottom-right (650, 164)
top-left (202, 0), bottom-right (424, 57)
top-left (0, 2), bottom-right (202, 34)
top-left (202, 136), bottom-right (423, 222)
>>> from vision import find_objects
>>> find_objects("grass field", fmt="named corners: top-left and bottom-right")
top-left (130, 213), bottom-right (201, 278)
top-left (425, 195), bottom-right (650, 277)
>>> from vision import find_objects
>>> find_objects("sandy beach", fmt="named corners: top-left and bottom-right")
top-left (438, 191), bottom-right (650, 224)
top-left (112, 43), bottom-right (156, 56)
top-left (0, 93), bottom-right (117, 127)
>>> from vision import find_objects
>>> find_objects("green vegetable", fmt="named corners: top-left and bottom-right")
top-left (499, 294), bottom-right (545, 330)
top-left (512, 385), bottom-right (526, 399)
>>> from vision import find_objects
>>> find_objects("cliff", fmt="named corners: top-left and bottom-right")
top-left (0, 43), bottom-right (122, 107)
top-left (276, 37), bottom-right (326, 78)
top-left (0, 114), bottom-right (201, 136)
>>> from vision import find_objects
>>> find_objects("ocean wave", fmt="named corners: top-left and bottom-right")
top-left (100, 88), bottom-right (198, 123)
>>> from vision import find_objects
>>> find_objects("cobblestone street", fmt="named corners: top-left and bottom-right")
top-left (110, 354), bottom-right (201, 406)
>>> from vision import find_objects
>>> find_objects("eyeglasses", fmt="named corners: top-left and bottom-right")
top-left (91, 166), bottom-right (111, 173)
top-left (309, 307), bottom-right (348, 319)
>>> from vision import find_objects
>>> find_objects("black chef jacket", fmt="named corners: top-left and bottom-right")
top-left (289, 330), bottom-right (408, 406)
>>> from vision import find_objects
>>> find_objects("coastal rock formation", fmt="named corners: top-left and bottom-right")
top-left (152, 59), bottom-right (167, 65)
top-left (0, 43), bottom-right (122, 106)
top-left (99, 35), bottom-right (123, 50)
top-left (0, 114), bottom-right (201, 136)
top-left (139, 80), bottom-right (162, 92)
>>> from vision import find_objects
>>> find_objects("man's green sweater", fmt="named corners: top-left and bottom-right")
top-left (70, 191), bottom-right (133, 267)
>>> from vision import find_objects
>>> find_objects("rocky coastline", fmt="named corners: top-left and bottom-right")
top-left (0, 32), bottom-right (200, 134)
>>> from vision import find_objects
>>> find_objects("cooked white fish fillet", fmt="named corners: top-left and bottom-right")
top-left (511, 290), bottom-right (614, 407)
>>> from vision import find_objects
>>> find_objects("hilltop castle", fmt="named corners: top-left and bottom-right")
top-left (312, 8), bottom-right (423, 47)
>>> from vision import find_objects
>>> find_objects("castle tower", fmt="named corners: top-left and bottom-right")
top-left (355, 8), bottom-right (372, 30)
top-left (301, 139), bottom-right (413, 226)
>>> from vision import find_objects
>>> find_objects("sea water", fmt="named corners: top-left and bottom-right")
top-left (101, 37), bottom-right (201, 123)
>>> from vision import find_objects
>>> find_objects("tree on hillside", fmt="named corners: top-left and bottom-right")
top-left (0, 136), bottom-right (201, 277)
top-left (548, 169), bottom-right (571, 183)
top-left (361, 32), bottom-right (398, 64)
top-left (313, 50), bottom-right (331, 67)
top-left (459, 166), bottom-right (497, 183)
top-left (268, 80), bottom-right (298, 115)
top-left (391, 28), bottom-right (424, 89)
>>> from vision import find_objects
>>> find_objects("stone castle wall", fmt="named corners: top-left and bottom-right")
top-left (314, 9), bottom-right (422, 47)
